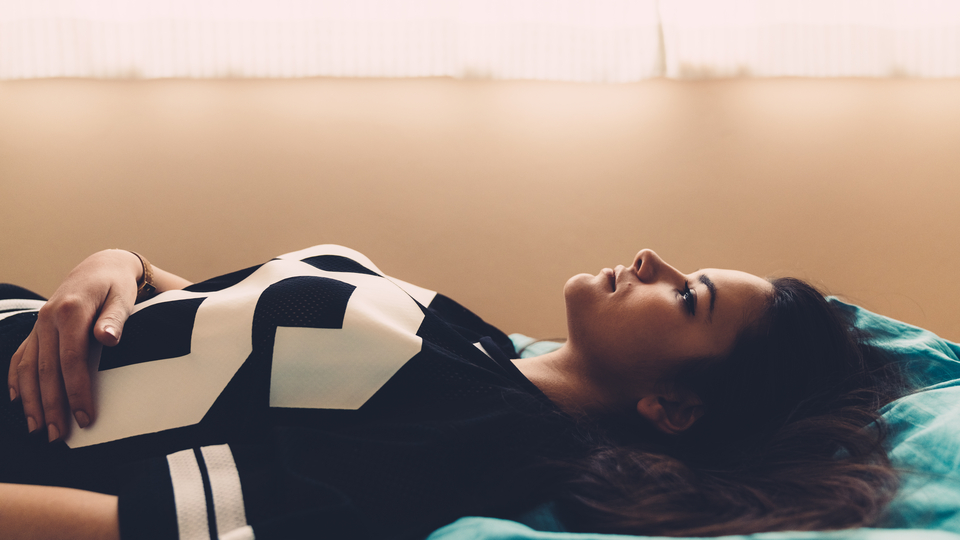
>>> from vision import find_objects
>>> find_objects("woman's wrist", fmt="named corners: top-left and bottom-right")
top-left (99, 248), bottom-right (193, 295)
top-left (125, 251), bottom-right (157, 299)
top-left (102, 249), bottom-right (145, 283)
top-left (102, 249), bottom-right (156, 300)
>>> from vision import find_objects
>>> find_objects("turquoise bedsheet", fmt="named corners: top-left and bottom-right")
top-left (429, 300), bottom-right (960, 540)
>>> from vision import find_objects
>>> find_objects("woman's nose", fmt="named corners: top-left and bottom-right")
top-left (634, 249), bottom-right (684, 284)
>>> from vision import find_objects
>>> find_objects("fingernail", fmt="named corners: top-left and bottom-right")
top-left (104, 326), bottom-right (118, 340)
top-left (75, 410), bottom-right (90, 428)
top-left (47, 423), bottom-right (60, 443)
top-left (27, 416), bottom-right (37, 433)
top-left (8, 387), bottom-right (15, 402)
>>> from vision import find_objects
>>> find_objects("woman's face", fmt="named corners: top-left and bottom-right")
top-left (564, 249), bottom-right (773, 394)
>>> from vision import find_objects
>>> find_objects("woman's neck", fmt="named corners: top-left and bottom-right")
top-left (512, 344), bottom-right (621, 415)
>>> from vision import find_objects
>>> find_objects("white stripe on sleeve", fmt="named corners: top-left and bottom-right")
top-left (200, 445), bottom-right (249, 537)
top-left (0, 299), bottom-right (45, 321)
top-left (167, 449), bottom-right (211, 540)
top-left (219, 525), bottom-right (256, 540)
top-left (0, 299), bottom-right (45, 312)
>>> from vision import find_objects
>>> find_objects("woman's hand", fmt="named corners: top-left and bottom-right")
top-left (7, 249), bottom-right (143, 442)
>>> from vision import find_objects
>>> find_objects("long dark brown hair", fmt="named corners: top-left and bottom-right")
top-left (553, 277), bottom-right (906, 536)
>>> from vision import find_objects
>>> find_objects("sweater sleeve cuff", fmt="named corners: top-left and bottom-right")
top-left (118, 445), bottom-right (253, 540)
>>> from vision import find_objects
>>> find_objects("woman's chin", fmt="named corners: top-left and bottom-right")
top-left (563, 273), bottom-right (598, 298)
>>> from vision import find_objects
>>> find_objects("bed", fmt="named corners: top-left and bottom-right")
top-left (429, 299), bottom-right (960, 540)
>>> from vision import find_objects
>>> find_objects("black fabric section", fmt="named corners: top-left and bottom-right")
top-left (232, 442), bottom-right (375, 540)
top-left (117, 458), bottom-right (180, 540)
top-left (196, 347), bottom-right (271, 443)
top-left (99, 298), bottom-right (204, 370)
top-left (0, 394), bottom-right (74, 486)
top-left (300, 255), bottom-right (381, 277)
top-left (0, 283), bottom-right (46, 301)
top-left (254, 276), bottom-right (354, 329)
top-left (195, 448), bottom-right (219, 540)
top-left (478, 336), bottom-right (555, 405)
top-left (427, 294), bottom-right (518, 359)
top-left (358, 318), bottom-right (516, 416)
top-left (270, 405), bottom-right (577, 540)
top-left (0, 311), bottom-right (36, 379)
top-left (184, 264), bottom-right (262, 294)
top-left (0, 311), bottom-right (59, 485)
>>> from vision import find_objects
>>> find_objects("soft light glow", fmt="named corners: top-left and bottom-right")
top-left (1, 0), bottom-right (959, 80)
top-left (660, 0), bottom-right (960, 78)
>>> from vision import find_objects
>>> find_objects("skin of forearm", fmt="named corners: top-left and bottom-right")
top-left (0, 483), bottom-right (120, 540)
top-left (153, 265), bottom-right (193, 292)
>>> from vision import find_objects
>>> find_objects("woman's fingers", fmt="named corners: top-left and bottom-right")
top-left (41, 294), bottom-right (103, 439)
top-left (8, 338), bottom-right (26, 402)
top-left (59, 316), bottom-right (94, 430)
top-left (60, 288), bottom-right (134, 431)
top-left (12, 296), bottom-right (102, 441)
top-left (92, 288), bottom-right (134, 347)
top-left (38, 318), bottom-right (68, 442)
top-left (15, 328), bottom-right (45, 434)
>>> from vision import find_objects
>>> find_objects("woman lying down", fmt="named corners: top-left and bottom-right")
top-left (0, 245), bottom-right (905, 540)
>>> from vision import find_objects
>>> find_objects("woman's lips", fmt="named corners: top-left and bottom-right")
top-left (602, 268), bottom-right (615, 291)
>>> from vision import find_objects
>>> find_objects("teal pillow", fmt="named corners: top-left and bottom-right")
top-left (428, 517), bottom-right (960, 540)
top-left (832, 299), bottom-right (960, 532)
top-left (827, 298), bottom-right (960, 390)
top-left (510, 334), bottom-right (563, 359)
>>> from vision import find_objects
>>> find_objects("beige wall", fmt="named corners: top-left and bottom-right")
top-left (1, 78), bottom-right (959, 341)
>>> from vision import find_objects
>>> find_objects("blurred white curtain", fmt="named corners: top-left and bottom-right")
top-left (660, 0), bottom-right (960, 78)
top-left (1, 0), bottom-right (959, 80)
top-left (0, 0), bottom-right (663, 81)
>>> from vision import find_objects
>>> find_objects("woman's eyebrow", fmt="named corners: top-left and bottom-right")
top-left (699, 274), bottom-right (716, 321)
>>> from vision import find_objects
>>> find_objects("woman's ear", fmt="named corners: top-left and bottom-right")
top-left (636, 393), bottom-right (704, 435)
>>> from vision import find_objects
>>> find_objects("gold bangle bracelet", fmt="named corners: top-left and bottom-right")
top-left (127, 250), bottom-right (157, 298)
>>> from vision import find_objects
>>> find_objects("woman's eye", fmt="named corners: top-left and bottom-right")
top-left (680, 282), bottom-right (697, 315)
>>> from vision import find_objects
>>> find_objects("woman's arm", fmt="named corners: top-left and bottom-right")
top-left (7, 250), bottom-right (192, 442)
top-left (0, 483), bottom-right (119, 540)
